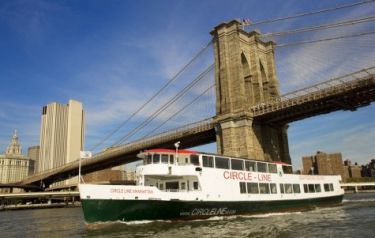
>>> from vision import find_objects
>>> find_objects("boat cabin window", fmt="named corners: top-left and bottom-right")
top-left (159, 183), bottom-right (164, 190)
top-left (166, 182), bottom-right (179, 191)
top-left (181, 182), bottom-right (186, 190)
top-left (247, 182), bottom-right (259, 194)
top-left (202, 156), bottom-right (214, 167)
top-left (315, 184), bottom-right (321, 192)
top-left (324, 183), bottom-right (334, 192)
top-left (146, 154), bottom-right (152, 164)
top-left (268, 164), bottom-right (277, 173)
top-left (270, 183), bottom-right (277, 194)
top-left (231, 159), bottom-right (244, 171)
top-left (153, 154), bottom-right (160, 164)
top-left (190, 155), bottom-right (200, 165)
top-left (303, 184), bottom-right (308, 193)
top-left (308, 184), bottom-right (315, 193)
top-left (169, 154), bottom-right (174, 164)
top-left (161, 154), bottom-right (169, 164)
top-left (193, 182), bottom-right (199, 190)
top-left (280, 184), bottom-right (285, 194)
top-left (245, 161), bottom-right (256, 171)
top-left (293, 184), bottom-right (301, 193)
top-left (282, 165), bottom-right (293, 174)
top-left (259, 183), bottom-right (270, 194)
top-left (239, 182), bottom-right (247, 194)
top-left (215, 157), bottom-right (230, 169)
top-left (285, 184), bottom-right (293, 193)
top-left (257, 162), bottom-right (268, 173)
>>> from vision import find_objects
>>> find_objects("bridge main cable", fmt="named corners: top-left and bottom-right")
top-left (90, 40), bottom-right (213, 151)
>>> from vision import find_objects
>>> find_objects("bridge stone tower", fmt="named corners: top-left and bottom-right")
top-left (211, 20), bottom-right (291, 163)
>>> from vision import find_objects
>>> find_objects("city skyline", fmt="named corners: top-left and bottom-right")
top-left (0, 0), bottom-right (375, 169)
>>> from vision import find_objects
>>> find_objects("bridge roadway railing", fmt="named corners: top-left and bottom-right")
top-left (250, 66), bottom-right (375, 118)
top-left (19, 118), bottom-right (215, 186)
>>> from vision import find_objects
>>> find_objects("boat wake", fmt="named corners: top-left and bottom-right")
top-left (343, 198), bottom-right (375, 203)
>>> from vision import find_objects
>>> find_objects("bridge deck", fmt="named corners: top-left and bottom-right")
top-left (251, 67), bottom-right (375, 124)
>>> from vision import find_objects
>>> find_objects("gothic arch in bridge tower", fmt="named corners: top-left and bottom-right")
top-left (241, 52), bottom-right (253, 105)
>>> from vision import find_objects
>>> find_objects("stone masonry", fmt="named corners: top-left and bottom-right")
top-left (211, 20), bottom-right (291, 163)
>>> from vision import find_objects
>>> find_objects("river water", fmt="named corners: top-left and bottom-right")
top-left (1, 193), bottom-right (374, 238)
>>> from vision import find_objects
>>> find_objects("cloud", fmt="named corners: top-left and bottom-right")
top-left (0, 0), bottom-right (67, 44)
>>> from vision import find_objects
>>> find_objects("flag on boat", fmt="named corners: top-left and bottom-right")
top-left (242, 18), bottom-right (251, 25)
top-left (80, 151), bottom-right (92, 159)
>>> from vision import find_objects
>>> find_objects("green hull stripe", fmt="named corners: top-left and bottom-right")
top-left (81, 195), bottom-right (343, 223)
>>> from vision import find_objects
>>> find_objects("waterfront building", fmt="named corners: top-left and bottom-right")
top-left (27, 145), bottom-right (39, 174)
top-left (39, 100), bottom-right (85, 186)
top-left (302, 151), bottom-right (345, 178)
top-left (344, 160), bottom-right (362, 179)
top-left (362, 159), bottom-right (375, 178)
top-left (0, 131), bottom-right (35, 192)
top-left (83, 168), bottom-right (124, 183)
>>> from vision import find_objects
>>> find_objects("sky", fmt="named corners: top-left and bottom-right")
top-left (0, 0), bottom-right (374, 170)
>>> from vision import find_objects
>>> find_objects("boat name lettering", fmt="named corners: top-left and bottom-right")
top-left (110, 188), bottom-right (153, 194)
top-left (257, 173), bottom-right (271, 182)
top-left (191, 207), bottom-right (236, 216)
top-left (223, 171), bottom-right (252, 181)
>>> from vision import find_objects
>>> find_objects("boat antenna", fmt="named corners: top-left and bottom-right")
top-left (174, 141), bottom-right (180, 165)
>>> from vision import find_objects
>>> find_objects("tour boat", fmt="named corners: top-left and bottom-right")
top-left (79, 149), bottom-right (344, 223)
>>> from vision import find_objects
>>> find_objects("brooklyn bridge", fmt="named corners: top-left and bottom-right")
top-left (8, 7), bottom-right (375, 189)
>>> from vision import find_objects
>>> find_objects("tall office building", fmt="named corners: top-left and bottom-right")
top-left (39, 100), bottom-right (85, 185)
top-left (27, 145), bottom-right (39, 174)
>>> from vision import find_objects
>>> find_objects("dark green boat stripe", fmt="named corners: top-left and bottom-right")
top-left (81, 195), bottom-right (343, 223)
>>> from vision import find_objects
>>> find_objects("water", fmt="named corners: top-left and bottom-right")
top-left (1, 193), bottom-right (374, 238)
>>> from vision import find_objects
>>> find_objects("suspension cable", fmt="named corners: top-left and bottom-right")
top-left (261, 15), bottom-right (375, 38)
top-left (113, 64), bottom-right (214, 145)
top-left (143, 84), bottom-right (215, 137)
top-left (277, 30), bottom-right (375, 47)
top-left (89, 40), bottom-right (213, 151)
top-left (245, 0), bottom-right (375, 27)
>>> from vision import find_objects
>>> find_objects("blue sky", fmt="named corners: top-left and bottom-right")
top-left (0, 0), bottom-right (374, 170)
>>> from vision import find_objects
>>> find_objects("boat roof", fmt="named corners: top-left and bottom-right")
top-left (143, 149), bottom-right (198, 155)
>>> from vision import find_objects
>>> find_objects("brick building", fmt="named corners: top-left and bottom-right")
top-left (302, 151), bottom-right (345, 178)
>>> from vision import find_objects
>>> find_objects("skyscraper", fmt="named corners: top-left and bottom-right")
top-left (39, 99), bottom-right (85, 185)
